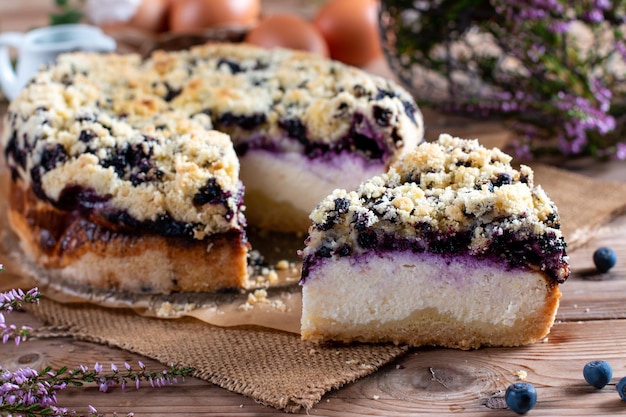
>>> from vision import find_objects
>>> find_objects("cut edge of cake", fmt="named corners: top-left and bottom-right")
top-left (301, 252), bottom-right (561, 349)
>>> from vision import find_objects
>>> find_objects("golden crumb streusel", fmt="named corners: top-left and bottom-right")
top-left (302, 134), bottom-right (569, 283)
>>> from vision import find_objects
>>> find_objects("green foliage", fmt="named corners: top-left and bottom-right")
top-left (49, 0), bottom-right (84, 25)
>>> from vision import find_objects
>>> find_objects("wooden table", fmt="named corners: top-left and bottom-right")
top-left (4, 176), bottom-right (624, 417)
top-left (2, 2), bottom-right (626, 416)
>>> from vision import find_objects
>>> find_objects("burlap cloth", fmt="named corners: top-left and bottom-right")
top-left (3, 162), bottom-right (626, 413)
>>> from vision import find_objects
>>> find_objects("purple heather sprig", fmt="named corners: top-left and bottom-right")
top-left (0, 284), bottom-right (41, 345)
top-left (1, 287), bottom-right (42, 313)
top-left (0, 265), bottom-right (195, 416)
top-left (487, 0), bottom-right (626, 159)
top-left (0, 361), bottom-right (194, 417)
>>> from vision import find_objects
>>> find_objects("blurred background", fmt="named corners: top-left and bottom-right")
top-left (1, 0), bottom-right (625, 163)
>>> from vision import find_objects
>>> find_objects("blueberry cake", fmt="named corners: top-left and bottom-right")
top-left (300, 134), bottom-right (570, 349)
top-left (2, 43), bottom-right (422, 295)
top-left (168, 43), bottom-right (423, 232)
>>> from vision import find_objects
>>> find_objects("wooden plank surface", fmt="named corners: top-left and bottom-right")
top-left (1, 1), bottom-right (626, 416)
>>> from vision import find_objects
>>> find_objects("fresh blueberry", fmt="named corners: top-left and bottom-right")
top-left (505, 382), bottom-right (537, 414)
top-left (583, 360), bottom-right (612, 389)
top-left (593, 247), bottom-right (617, 273)
top-left (617, 376), bottom-right (626, 401)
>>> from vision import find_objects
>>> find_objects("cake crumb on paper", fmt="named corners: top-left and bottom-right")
top-left (238, 289), bottom-right (288, 312)
top-left (238, 302), bottom-right (254, 312)
top-left (267, 270), bottom-right (278, 283)
top-left (155, 302), bottom-right (197, 317)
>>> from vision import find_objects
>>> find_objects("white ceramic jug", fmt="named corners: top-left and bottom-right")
top-left (0, 24), bottom-right (116, 100)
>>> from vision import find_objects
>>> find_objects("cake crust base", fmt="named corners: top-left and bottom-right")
top-left (301, 252), bottom-right (561, 349)
top-left (8, 181), bottom-right (249, 295)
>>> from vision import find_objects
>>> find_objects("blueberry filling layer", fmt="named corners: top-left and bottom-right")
top-left (300, 227), bottom-right (568, 285)
top-left (51, 184), bottom-right (244, 238)
top-left (12, 182), bottom-right (248, 256)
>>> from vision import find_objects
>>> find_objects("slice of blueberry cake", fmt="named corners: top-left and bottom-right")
top-left (3, 52), bottom-right (249, 294)
top-left (300, 134), bottom-right (570, 349)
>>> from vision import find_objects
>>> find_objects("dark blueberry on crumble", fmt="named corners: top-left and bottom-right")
top-left (216, 58), bottom-right (242, 74)
top-left (358, 230), bottom-right (378, 249)
top-left (352, 132), bottom-right (385, 159)
top-left (101, 141), bottom-right (155, 181)
top-left (163, 82), bottom-right (182, 102)
top-left (354, 213), bottom-right (373, 232)
top-left (401, 100), bottom-right (419, 125)
top-left (337, 101), bottom-right (349, 112)
top-left (218, 112), bottom-right (267, 130)
top-left (193, 178), bottom-right (226, 206)
top-left (334, 198), bottom-right (350, 214)
top-left (78, 129), bottom-right (97, 143)
top-left (373, 105), bottom-right (393, 127)
top-left (75, 113), bottom-right (97, 123)
top-left (318, 197), bottom-right (351, 231)
top-left (4, 130), bottom-right (25, 171)
top-left (40, 143), bottom-right (68, 171)
top-left (545, 211), bottom-right (560, 229)
top-left (279, 118), bottom-right (308, 145)
top-left (152, 214), bottom-right (195, 237)
top-left (316, 245), bottom-right (333, 258)
top-left (492, 173), bottom-right (513, 187)
top-left (374, 88), bottom-right (396, 101)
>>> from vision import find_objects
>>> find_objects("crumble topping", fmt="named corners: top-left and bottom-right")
top-left (2, 43), bottom-right (423, 239)
top-left (302, 134), bottom-right (569, 283)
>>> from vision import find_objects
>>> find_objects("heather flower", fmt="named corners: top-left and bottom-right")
top-left (583, 9), bottom-right (604, 23)
top-left (0, 361), bottom-right (194, 416)
top-left (0, 264), bottom-right (194, 416)
top-left (616, 143), bottom-right (626, 159)
top-left (548, 20), bottom-right (572, 33)
top-left (0, 287), bottom-right (42, 312)
top-left (0, 286), bottom-right (40, 345)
